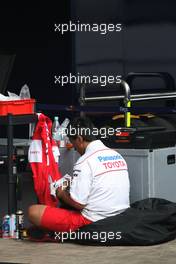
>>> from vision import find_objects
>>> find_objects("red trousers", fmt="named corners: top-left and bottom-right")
top-left (41, 206), bottom-right (92, 232)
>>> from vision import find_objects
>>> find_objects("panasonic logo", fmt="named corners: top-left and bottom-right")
top-left (98, 155), bottom-right (122, 162)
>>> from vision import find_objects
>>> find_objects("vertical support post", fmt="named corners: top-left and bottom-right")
top-left (7, 114), bottom-right (17, 214)
top-left (125, 101), bottom-right (131, 128)
top-left (121, 80), bottom-right (131, 128)
top-left (79, 84), bottom-right (86, 117)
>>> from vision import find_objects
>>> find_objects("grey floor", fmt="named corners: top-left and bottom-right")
top-left (0, 238), bottom-right (176, 264)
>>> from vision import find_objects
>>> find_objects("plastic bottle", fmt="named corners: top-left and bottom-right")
top-left (60, 118), bottom-right (73, 149)
top-left (61, 118), bottom-right (70, 129)
top-left (60, 118), bottom-right (70, 147)
top-left (19, 84), bottom-right (31, 99)
top-left (52, 116), bottom-right (60, 141)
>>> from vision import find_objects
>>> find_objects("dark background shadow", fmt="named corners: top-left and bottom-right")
top-left (0, 2), bottom-right (72, 106)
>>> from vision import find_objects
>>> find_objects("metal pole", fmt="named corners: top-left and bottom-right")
top-left (7, 114), bottom-right (17, 214)
top-left (79, 84), bottom-right (86, 117)
top-left (83, 92), bottom-right (176, 102)
top-left (121, 80), bottom-right (131, 127)
top-left (131, 95), bottom-right (176, 101)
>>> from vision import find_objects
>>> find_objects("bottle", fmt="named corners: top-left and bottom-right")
top-left (52, 116), bottom-right (60, 142)
top-left (19, 84), bottom-right (31, 99)
top-left (10, 214), bottom-right (16, 239)
top-left (16, 210), bottom-right (24, 240)
top-left (60, 118), bottom-right (70, 147)
top-left (2, 215), bottom-right (10, 238)
top-left (61, 118), bottom-right (70, 129)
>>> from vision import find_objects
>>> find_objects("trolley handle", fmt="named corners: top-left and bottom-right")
top-left (125, 72), bottom-right (175, 91)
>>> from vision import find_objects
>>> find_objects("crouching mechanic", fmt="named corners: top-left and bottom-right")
top-left (28, 117), bottom-right (130, 233)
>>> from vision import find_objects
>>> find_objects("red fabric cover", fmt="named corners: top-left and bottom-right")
top-left (29, 113), bottom-right (62, 207)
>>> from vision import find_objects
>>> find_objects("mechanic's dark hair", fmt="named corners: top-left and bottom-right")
top-left (67, 116), bottom-right (97, 142)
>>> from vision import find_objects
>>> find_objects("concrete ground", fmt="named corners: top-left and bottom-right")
top-left (0, 238), bottom-right (176, 264)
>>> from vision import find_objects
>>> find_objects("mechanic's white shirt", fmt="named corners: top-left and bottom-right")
top-left (70, 140), bottom-right (130, 222)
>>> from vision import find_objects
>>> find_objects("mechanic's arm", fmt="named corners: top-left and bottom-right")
top-left (56, 161), bottom-right (92, 211)
top-left (56, 187), bottom-right (86, 210)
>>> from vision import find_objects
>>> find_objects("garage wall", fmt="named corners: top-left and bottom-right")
top-left (72, 0), bottom-right (176, 104)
